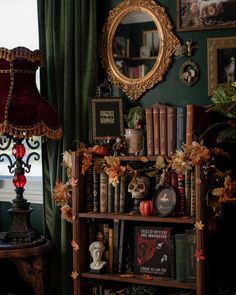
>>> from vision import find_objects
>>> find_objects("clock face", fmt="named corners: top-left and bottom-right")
top-left (140, 46), bottom-right (150, 58)
top-left (152, 186), bottom-right (176, 217)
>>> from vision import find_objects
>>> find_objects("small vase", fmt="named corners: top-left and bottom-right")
top-left (125, 128), bottom-right (144, 156)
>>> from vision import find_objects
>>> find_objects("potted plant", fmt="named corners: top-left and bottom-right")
top-left (124, 106), bottom-right (145, 156)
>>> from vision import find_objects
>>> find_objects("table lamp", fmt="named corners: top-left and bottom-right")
top-left (0, 47), bottom-right (62, 244)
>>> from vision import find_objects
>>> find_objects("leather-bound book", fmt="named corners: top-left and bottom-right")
top-left (159, 104), bottom-right (167, 156)
top-left (167, 105), bottom-right (177, 157)
top-left (145, 106), bottom-right (154, 156)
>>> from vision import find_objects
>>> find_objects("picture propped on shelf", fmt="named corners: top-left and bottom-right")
top-left (113, 36), bottom-right (130, 58)
top-left (143, 30), bottom-right (159, 57)
top-left (134, 226), bottom-right (175, 278)
top-left (90, 97), bottom-right (124, 142)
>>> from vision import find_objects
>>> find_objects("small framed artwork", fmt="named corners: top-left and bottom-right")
top-left (179, 60), bottom-right (200, 87)
top-left (208, 36), bottom-right (236, 95)
top-left (152, 186), bottom-right (176, 217)
top-left (90, 97), bottom-right (124, 141)
top-left (177, 0), bottom-right (236, 32)
top-left (142, 30), bottom-right (159, 56)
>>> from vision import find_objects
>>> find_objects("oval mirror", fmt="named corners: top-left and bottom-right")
top-left (99, 0), bottom-right (180, 101)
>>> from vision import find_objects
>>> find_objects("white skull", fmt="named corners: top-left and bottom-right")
top-left (128, 176), bottom-right (150, 199)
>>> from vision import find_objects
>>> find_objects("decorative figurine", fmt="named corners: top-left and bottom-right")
top-left (128, 176), bottom-right (150, 214)
top-left (89, 241), bottom-right (107, 273)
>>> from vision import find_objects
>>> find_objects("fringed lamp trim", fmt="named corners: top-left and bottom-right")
top-left (0, 47), bottom-right (43, 65)
top-left (0, 121), bottom-right (62, 140)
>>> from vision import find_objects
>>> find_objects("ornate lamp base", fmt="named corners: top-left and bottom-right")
top-left (6, 207), bottom-right (40, 243)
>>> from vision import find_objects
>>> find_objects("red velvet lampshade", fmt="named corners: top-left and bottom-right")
top-left (0, 47), bottom-right (62, 244)
top-left (0, 46), bottom-right (62, 139)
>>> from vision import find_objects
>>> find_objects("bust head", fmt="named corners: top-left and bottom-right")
top-left (89, 241), bottom-right (106, 271)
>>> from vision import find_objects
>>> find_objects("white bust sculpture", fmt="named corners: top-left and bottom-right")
top-left (89, 241), bottom-right (106, 272)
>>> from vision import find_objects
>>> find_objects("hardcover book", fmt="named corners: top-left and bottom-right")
top-left (100, 172), bottom-right (108, 213)
top-left (153, 106), bottom-right (160, 156)
top-left (145, 106), bottom-right (154, 156)
top-left (159, 105), bottom-right (167, 156)
top-left (167, 105), bottom-right (177, 157)
top-left (176, 106), bottom-right (186, 150)
top-left (175, 233), bottom-right (187, 282)
top-left (185, 229), bottom-right (196, 283)
top-left (134, 226), bottom-right (174, 278)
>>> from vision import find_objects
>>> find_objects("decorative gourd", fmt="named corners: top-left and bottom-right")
top-left (139, 200), bottom-right (153, 216)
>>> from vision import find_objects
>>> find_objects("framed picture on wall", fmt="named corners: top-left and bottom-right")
top-left (207, 36), bottom-right (236, 96)
top-left (177, 0), bottom-right (236, 31)
top-left (90, 97), bottom-right (124, 141)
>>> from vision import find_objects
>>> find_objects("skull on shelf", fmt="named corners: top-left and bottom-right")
top-left (128, 176), bottom-right (150, 199)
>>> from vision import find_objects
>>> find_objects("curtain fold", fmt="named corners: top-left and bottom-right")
top-left (37, 1), bottom-right (97, 294)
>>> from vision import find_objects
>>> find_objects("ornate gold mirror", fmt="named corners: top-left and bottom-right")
top-left (99, 0), bottom-right (180, 101)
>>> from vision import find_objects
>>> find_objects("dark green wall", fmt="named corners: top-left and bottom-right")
top-left (0, 202), bottom-right (44, 234)
top-left (97, 0), bottom-right (236, 108)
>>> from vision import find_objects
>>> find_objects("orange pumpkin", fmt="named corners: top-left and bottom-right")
top-left (139, 200), bottom-right (153, 216)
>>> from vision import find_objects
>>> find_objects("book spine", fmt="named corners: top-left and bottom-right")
top-left (185, 229), bottom-right (196, 283)
top-left (190, 168), bottom-right (196, 217)
top-left (100, 172), bottom-right (108, 213)
top-left (175, 233), bottom-right (187, 282)
top-left (108, 228), bottom-right (113, 273)
top-left (118, 220), bottom-right (125, 273)
top-left (119, 176), bottom-right (125, 213)
top-left (159, 105), bottom-right (167, 156)
top-left (86, 165), bottom-right (94, 212)
top-left (177, 172), bottom-right (186, 216)
top-left (176, 106), bottom-right (186, 150)
top-left (145, 107), bottom-right (154, 156)
top-left (186, 104), bottom-right (194, 145)
top-left (93, 168), bottom-right (100, 212)
top-left (114, 183), bottom-right (120, 213)
top-left (108, 183), bottom-right (114, 213)
top-left (185, 168), bottom-right (192, 216)
top-left (167, 106), bottom-right (177, 157)
top-left (153, 106), bottom-right (160, 156)
top-left (113, 219), bottom-right (120, 273)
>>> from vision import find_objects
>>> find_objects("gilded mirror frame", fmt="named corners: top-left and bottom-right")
top-left (99, 0), bottom-right (180, 101)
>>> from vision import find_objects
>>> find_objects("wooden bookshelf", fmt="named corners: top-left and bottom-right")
top-left (71, 153), bottom-right (207, 295)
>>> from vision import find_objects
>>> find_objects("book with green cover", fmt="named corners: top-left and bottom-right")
top-left (175, 233), bottom-right (187, 282)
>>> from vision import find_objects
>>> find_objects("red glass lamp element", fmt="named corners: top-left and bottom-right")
top-left (0, 47), bottom-right (62, 244)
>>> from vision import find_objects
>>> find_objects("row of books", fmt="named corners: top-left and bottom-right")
top-left (87, 281), bottom-right (195, 295)
top-left (89, 223), bottom-right (196, 284)
top-left (86, 167), bottom-right (128, 213)
top-left (85, 164), bottom-right (197, 218)
top-left (145, 103), bottom-right (208, 157)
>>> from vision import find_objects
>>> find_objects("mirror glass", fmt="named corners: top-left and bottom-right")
top-left (99, 0), bottom-right (180, 101)
top-left (112, 11), bottom-right (159, 79)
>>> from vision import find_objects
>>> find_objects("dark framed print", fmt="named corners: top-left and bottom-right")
top-left (91, 97), bottom-right (124, 141)
top-left (207, 36), bottom-right (236, 95)
top-left (152, 186), bottom-right (177, 217)
top-left (177, 0), bottom-right (236, 32)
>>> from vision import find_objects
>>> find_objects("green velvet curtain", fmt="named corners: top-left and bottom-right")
top-left (37, 1), bottom-right (97, 294)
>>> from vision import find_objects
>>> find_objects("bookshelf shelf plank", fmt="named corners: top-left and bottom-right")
top-left (81, 272), bottom-right (196, 289)
top-left (78, 212), bottom-right (195, 224)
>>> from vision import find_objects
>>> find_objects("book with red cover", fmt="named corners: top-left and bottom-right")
top-left (134, 226), bottom-right (175, 278)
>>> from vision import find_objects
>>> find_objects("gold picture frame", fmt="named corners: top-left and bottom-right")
top-left (207, 36), bottom-right (236, 96)
top-left (177, 0), bottom-right (236, 32)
